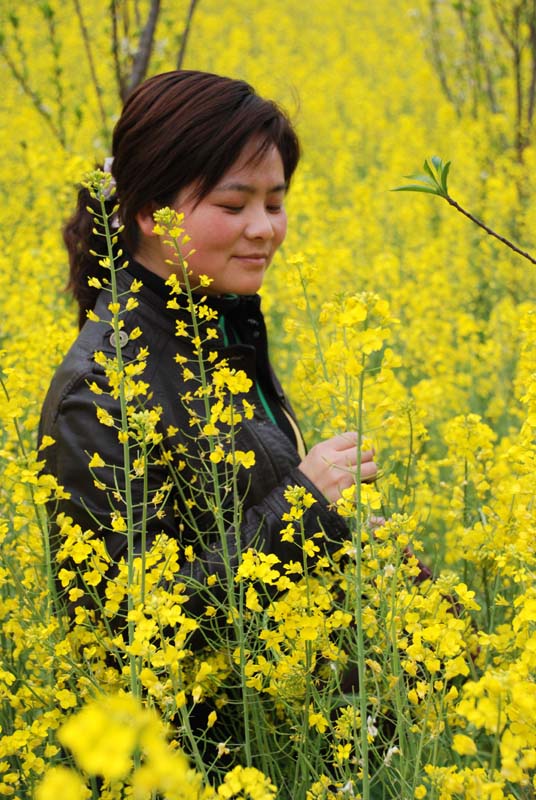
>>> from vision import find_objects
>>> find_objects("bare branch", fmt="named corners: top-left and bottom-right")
top-left (110, 0), bottom-right (127, 102)
top-left (177, 0), bottom-right (200, 70)
top-left (527, 0), bottom-right (536, 126)
top-left (491, 0), bottom-right (516, 49)
top-left (125, 0), bottom-right (161, 98)
top-left (0, 43), bottom-right (66, 147)
top-left (446, 194), bottom-right (536, 265)
top-left (72, 0), bottom-right (110, 139)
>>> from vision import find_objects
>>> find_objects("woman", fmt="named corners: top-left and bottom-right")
top-left (39, 69), bottom-right (378, 628)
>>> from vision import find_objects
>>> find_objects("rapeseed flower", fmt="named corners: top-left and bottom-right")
top-left (4, 0), bottom-right (536, 796)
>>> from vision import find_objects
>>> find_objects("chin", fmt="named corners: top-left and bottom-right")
top-left (240, 281), bottom-right (264, 295)
top-left (229, 276), bottom-right (265, 296)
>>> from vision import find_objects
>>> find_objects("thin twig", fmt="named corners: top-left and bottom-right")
top-left (110, 0), bottom-right (126, 102)
top-left (177, 0), bottom-right (200, 69)
top-left (41, 4), bottom-right (67, 147)
top-left (126, 0), bottom-right (161, 97)
top-left (72, 0), bottom-right (110, 139)
top-left (0, 45), bottom-right (66, 147)
top-left (527, 0), bottom-right (536, 128)
top-left (446, 195), bottom-right (536, 265)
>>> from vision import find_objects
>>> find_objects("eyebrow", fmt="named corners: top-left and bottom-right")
top-left (214, 182), bottom-right (287, 194)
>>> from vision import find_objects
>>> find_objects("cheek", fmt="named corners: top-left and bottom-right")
top-left (194, 216), bottom-right (241, 251)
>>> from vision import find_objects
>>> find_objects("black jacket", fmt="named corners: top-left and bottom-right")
top-left (39, 267), bottom-right (348, 622)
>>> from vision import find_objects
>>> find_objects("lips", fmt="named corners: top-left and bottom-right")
top-left (234, 253), bottom-right (269, 260)
top-left (232, 253), bottom-right (270, 268)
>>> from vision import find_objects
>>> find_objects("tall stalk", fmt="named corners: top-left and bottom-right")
top-left (92, 183), bottom-right (140, 699)
top-left (353, 352), bottom-right (370, 799)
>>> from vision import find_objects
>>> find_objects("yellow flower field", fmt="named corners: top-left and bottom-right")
top-left (1, 0), bottom-right (536, 797)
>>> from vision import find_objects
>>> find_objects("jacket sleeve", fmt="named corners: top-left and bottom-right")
top-left (41, 367), bottom-right (349, 631)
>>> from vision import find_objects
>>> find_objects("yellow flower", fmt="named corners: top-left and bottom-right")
top-left (96, 406), bottom-right (115, 427)
top-left (452, 733), bottom-right (477, 757)
top-left (111, 513), bottom-right (127, 532)
top-left (246, 585), bottom-right (262, 612)
top-left (88, 452), bottom-right (105, 469)
top-left (335, 743), bottom-right (352, 763)
top-left (210, 445), bottom-right (225, 463)
top-left (207, 710), bottom-right (218, 728)
top-left (303, 539), bottom-right (320, 557)
top-left (226, 449), bottom-right (256, 468)
top-left (309, 708), bottom-right (329, 733)
top-left (35, 767), bottom-right (88, 800)
top-left (55, 688), bottom-right (78, 709)
top-left (217, 766), bottom-right (277, 799)
top-left (58, 694), bottom-right (140, 779)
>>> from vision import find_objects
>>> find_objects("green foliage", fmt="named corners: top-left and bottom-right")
top-left (393, 155), bottom-right (451, 198)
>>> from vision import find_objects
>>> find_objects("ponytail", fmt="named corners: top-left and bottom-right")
top-left (63, 179), bottom-right (117, 330)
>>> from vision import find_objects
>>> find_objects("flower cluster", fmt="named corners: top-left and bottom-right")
top-left (3, 0), bottom-right (536, 798)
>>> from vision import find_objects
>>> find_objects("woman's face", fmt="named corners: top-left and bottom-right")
top-left (137, 138), bottom-right (288, 295)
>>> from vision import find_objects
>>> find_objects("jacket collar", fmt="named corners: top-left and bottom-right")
top-left (96, 259), bottom-right (264, 344)
top-left (124, 256), bottom-right (262, 320)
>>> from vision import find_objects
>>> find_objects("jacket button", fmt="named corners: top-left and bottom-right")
top-left (109, 330), bottom-right (129, 348)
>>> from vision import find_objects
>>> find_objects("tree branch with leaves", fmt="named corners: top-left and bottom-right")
top-left (394, 156), bottom-right (536, 266)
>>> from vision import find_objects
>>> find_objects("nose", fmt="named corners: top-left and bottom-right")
top-left (244, 206), bottom-right (274, 240)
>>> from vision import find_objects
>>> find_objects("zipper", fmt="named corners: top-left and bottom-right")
top-left (218, 313), bottom-right (305, 457)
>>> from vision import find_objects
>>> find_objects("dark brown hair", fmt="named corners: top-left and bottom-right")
top-left (64, 70), bottom-right (301, 328)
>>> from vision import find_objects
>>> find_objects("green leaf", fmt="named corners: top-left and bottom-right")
top-left (392, 185), bottom-right (442, 194)
top-left (423, 160), bottom-right (437, 181)
top-left (39, 3), bottom-right (54, 20)
top-left (393, 155), bottom-right (452, 198)
top-left (440, 161), bottom-right (451, 194)
top-left (405, 173), bottom-right (438, 186)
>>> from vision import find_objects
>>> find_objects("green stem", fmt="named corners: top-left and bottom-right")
top-left (463, 458), bottom-right (469, 528)
top-left (229, 398), bottom-right (252, 767)
top-left (99, 193), bottom-right (139, 700)
top-left (292, 523), bottom-right (314, 798)
top-left (297, 263), bottom-right (338, 419)
top-left (402, 407), bottom-right (414, 509)
top-left (140, 437), bottom-right (148, 604)
top-left (388, 547), bottom-right (412, 777)
top-left (176, 693), bottom-right (208, 776)
top-left (353, 352), bottom-right (370, 800)
top-left (411, 679), bottom-right (443, 798)
top-left (0, 376), bottom-right (60, 623)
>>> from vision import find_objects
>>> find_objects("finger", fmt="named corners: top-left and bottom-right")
top-left (361, 461), bottom-right (378, 482)
top-left (368, 515), bottom-right (386, 530)
top-left (332, 451), bottom-right (377, 474)
top-left (329, 458), bottom-right (357, 474)
top-left (360, 448), bottom-right (376, 463)
top-left (330, 432), bottom-right (359, 451)
top-left (333, 447), bottom-right (376, 469)
top-left (335, 472), bottom-right (356, 497)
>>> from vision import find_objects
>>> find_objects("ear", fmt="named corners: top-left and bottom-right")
top-left (135, 202), bottom-right (158, 237)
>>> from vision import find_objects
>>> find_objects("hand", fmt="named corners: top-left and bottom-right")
top-left (298, 432), bottom-right (378, 503)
